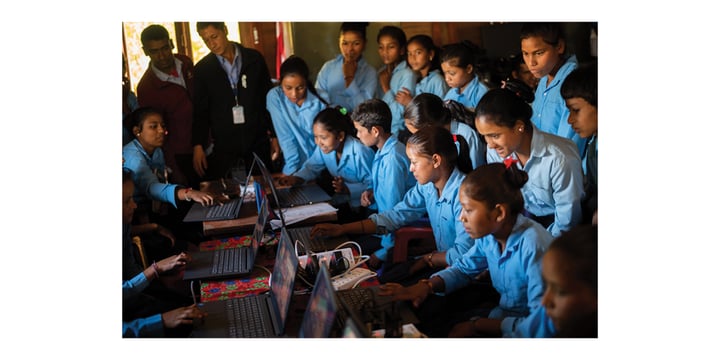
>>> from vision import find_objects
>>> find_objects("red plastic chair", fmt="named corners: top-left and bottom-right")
top-left (392, 226), bottom-right (435, 264)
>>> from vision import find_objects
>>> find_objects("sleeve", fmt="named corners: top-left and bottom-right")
top-left (504, 306), bottom-right (556, 338)
top-left (191, 64), bottom-right (211, 148)
top-left (122, 151), bottom-right (179, 207)
top-left (547, 148), bottom-right (584, 237)
top-left (434, 239), bottom-right (487, 294)
top-left (500, 238), bottom-right (547, 335)
top-left (292, 146), bottom-right (326, 180)
top-left (375, 154), bottom-right (411, 212)
top-left (427, 75), bottom-right (449, 99)
top-left (382, 69), bottom-right (416, 134)
top-left (122, 271), bottom-right (150, 300)
top-left (369, 184), bottom-right (427, 232)
top-left (122, 314), bottom-right (164, 337)
top-left (344, 146), bottom-right (374, 203)
top-left (267, 89), bottom-right (302, 174)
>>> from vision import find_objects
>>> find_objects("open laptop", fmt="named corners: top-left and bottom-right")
top-left (191, 227), bottom-right (299, 338)
top-left (252, 152), bottom-right (331, 208)
top-left (298, 264), bottom-right (339, 338)
top-left (335, 283), bottom-right (419, 331)
top-left (182, 195), bottom-right (269, 281)
top-left (182, 158), bottom-right (257, 222)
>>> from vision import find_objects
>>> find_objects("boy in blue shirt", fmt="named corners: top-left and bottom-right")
top-left (351, 99), bottom-right (416, 268)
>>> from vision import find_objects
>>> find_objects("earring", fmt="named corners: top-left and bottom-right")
top-left (518, 127), bottom-right (524, 133)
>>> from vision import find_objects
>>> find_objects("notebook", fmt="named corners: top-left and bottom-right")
top-left (252, 152), bottom-right (331, 208)
top-left (298, 264), bottom-right (339, 338)
top-left (182, 196), bottom-right (269, 281)
top-left (182, 158), bottom-right (257, 222)
top-left (190, 227), bottom-right (299, 338)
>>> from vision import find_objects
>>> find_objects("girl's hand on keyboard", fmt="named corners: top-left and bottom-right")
top-left (188, 189), bottom-right (215, 206)
top-left (157, 252), bottom-right (191, 274)
top-left (310, 223), bottom-right (344, 238)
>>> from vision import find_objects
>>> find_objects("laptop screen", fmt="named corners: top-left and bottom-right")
top-left (252, 197), bottom-right (269, 253)
top-left (252, 152), bottom-right (287, 227)
top-left (270, 228), bottom-right (298, 331)
top-left (299, 264), bottom-right (338, 338)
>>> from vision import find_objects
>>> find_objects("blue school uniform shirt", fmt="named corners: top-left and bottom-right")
top-left (416, 69), bottom-right (448, 99)
top-left (450, 120), bottom-right (485, 169)
top-left (531, 55), bottom-right (585, 154)
top-left (443, 74), bottom-right (488, 111)
top-left (433, 214), bottom-right (553, 336)
top-left (122, 271), bottom-right (164, 337)
top-left (371, 135), bottom-right (416, 261)
top-left (377, 61), bottom-right (417, 135)
top-left (486, 127), bottom-right (584, 237)
top-left (266, 86), bottom-right (327, 174)
top-left (507, 306), bottom-right (556, 338)
top-left (293, 136), bottom-right (374, 208)
top-left (315, 55), bottom-right (378, 112)
top-left (369, 168), bottom-right (474, 265)
top-left (123, 139), bottom-right (178, 207)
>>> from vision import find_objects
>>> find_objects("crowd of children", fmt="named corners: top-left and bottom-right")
top-left (122, 21), bottom-right (598, 338)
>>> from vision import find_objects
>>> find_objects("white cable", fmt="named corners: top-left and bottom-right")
top-left (350, 271), bottom-right (378, 289)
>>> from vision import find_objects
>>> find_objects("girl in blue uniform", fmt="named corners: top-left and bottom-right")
top-left (375, 25), bottom-right (416, 136)
top-left (315, 22), bottom-right (377, 112)
top-left (379, 163), bottom-right (553, 338)
top-left (520, 22), bottom-right (584, 154)
top-left (351, 99), bottom-right (416, 269)
top-left (441, 42), bottom-right (488, 112)
top-left (400, 34), bottom-right (448, 101)
top-left (404, 93), bottom-right (485, 169)
top-left (266, 56), bottom-right (328, 175)
top-left (278, 107), bottom-right (374, 216)
top-left (310, 126), bottom-right (474, 284)
top-left (475, 88), bottom-right (584, 237)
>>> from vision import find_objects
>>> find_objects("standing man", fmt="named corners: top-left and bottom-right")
top-left (192, 22), bottom-right (277, 180)
top-left (137, 24), bottom-right (198, 188)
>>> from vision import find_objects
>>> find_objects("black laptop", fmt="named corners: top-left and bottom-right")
top-left (182, 196), bottom-right (269, 281)
top-left (253, 152), bottom-right (331, 208)
top-left (190, 227), bottom-right (299, 338)
top-left (182, 158), bottom-right (257, 222)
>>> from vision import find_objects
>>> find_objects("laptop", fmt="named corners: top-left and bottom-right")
top-left (298, 264), bottom-right (339, 338)
top-left (335, 284), bottom-right (419, 331)
top-left (190, 227), bottom-right (299, 338)
top-left (253, 152), bottom-right (331, 208)
top-left (182, 196), bottom-right (269, 281)
top-left (182, 158), bottom-right (257, 222)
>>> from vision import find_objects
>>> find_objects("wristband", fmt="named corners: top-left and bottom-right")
top-left (151, 261), bottom-right (160, 279)
top-left (426, 251), bottom-right (436, 268)
top-left (183, 188), bottom-right (192, 202)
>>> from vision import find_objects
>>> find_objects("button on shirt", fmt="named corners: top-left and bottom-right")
top-left (369, 168), bottom-right (474, 265)
top-left (433, 215), bottom-right (553, 335)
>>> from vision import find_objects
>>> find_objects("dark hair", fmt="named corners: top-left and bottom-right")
top-left (313, 106), bottom-right (356, 139)
top-left (407, 34), bottom-right (442, 74)
top-left (279, 55), bottom-right (329, 106)
top-left (352, 99), bottom-right (392, 133)
top-left (340, 22), bottom-right (369, 40)
top-left (561, 63), bottom-right (597, 107)
top-left (519, 22), bottom-right (565, 46)
top-left (407, 126), bottom-right (472, 174)
top-left (140, 24), bottom-right (169, 46)
top-left (126, 106), bottom-right (163, 133)
top-left (196, 22), bottom-right (225, 33)
top-left (404, 93), bottom-right (474, 129)
top-left (377, 25), bottom-right (407, 59)
top-left (440, 42), bottom-right (475, 71)
top-left (461, 163), bottom-right (528, 216)
top-left (549, 224), bottom-right (598, 294)
top-left (475, 88), bottom-right (533, 129)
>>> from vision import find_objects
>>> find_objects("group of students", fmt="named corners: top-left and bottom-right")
top-left (121, 21), bottom-right (598, 338)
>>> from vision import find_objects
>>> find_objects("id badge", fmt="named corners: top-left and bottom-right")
top-left (232, 105), bottom-right (245, 124)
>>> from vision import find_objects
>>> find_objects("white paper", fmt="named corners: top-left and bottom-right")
top-left (269, 202), bottom-right (338, 229)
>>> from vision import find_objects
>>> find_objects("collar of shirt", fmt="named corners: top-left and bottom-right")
top-left (437, 167), bottom-right (464, 204)
top-left (151, 57), bottom-right (186, 88)
top-left (216, 43), bottom-right (243, 87)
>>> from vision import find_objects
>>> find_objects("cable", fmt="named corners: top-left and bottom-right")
top-left (350, 271), bottom-right (378, 289)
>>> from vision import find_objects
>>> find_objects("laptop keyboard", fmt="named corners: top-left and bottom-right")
top-left (211, 248), bottom-right (246, 275)
top-left (279, 188), bottom-right (310, 206)
top-left (287, 227), bottom-right (325, 252)
top-left (226, 296), bottom-right (273, 338)
top-left (205, 199), bottom-right (240, 220)
top-left (337, 288), bottom-right (374, 309)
